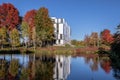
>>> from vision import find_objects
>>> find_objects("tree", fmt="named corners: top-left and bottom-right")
top-left (0, 3), bottom-right (19, 30)
top-left (35, 7), bottom-right (54, 47)
top-left (24, 10), bottom-right (37, 47)
top-left (21, 21), bottom-right (29, 48)
top-left (84, 35), bottom-right (91, 46)
top-left (89, 32), bottom-right (99, 47)
top-left (100, 29), bottom-right (114, 45)
top-left (111, 25), bottom-right (120, 53)
top-left (0, 27), bottom-right (7, 49)
top-left (10, 28), bottom-right (20, 49)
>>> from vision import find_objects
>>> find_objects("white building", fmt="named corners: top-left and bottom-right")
top-left (53, 55), bottom-right (71, 80)
top-left (51, 17), bottom-right (71, 45)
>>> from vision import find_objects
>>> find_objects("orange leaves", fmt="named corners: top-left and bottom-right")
top-left (24, 10), bottom-right (37, 29)
top-left (101, 29), bottom-right (114, 45)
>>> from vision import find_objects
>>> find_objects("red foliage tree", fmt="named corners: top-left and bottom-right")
top-left (0, 3), bottom-right (19, 30)
top-left (23, 10), bottom-right (37, 44)
top-left (24, 10), bottom-right (37, 29)
top-left (100, 29), bottom-right (114, 45)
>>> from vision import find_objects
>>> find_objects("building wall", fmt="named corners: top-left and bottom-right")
top-left (51, 17), bottom-right (71, 45)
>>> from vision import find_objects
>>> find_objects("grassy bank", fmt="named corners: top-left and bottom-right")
top-left (0, 46), bottom-right (108, 55)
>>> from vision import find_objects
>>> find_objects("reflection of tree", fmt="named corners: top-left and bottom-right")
top-left (85, 57), bottom-right (91, 64)
top-left (85, 57), bottom-right (99, 71)
top-left (20, 67), bottom-right (29, 80)
top-left (110, 52), bottom-right (120, 79)
top-left (35, 56), bottom-right (55, 80)
top-left (8, 59), bottom-right (19, 80)
top-left (100, 57), bottom-right (111, 73)
top-left (0, 60), bottom-right (6, 79)
top-left (110, 24), bottom-right (120, 79)
top-left (90, 57), bottom-right (99, 71)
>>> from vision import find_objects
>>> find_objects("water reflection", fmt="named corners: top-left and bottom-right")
top-left (53, 55), bottom-right (71, 80)
top-left (110, 51), bottom-right (120, 80)
top-left (0, 54), bottom-right (118, 80)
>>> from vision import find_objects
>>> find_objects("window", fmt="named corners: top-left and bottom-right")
top-left (60, 34), bottom-right (62, 39)
top-left (57, 23), bottom-right (59, 33)
top-left (58, 39), bottom-right (60, 44)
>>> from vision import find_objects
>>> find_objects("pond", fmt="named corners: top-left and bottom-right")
top-left (0, 54), bottom-right (119, 80)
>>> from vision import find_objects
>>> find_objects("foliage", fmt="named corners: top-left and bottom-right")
top-left (21, 21), bottom-right (29, 38)
top-left (0, 27), bottom-right (7, 48)
top-left (100, 29), bottom-right (114, 45)
top-left (0, 60), bottom-right (6, 79)
top-left (21, 21), bottom-right (29, 47)
top-left (111, 24), bottom-right (120, 55)
top-left (89, 32), bottom-right (99, 47)
top-left (71, 39), bottom-right (85, 47)
top-left (10, 28), bottom-right (20, 48)
top-left (0, 3), bottom-right (19, 30)
top-left (35, 7), bottom-right (54, 47)
top-left (24, 10), bottom-right (37, 45)
top-left (35, 57), bottom-right (54, 80)
top-left (20, 67), bottom-right (29, 80)
top-left (9, 59), bottom-right (19, 77)
top-left (84, 32), bottom-right (99, 47)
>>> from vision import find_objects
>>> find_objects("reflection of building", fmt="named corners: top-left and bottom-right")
top-left (51, 17), bottom-right (71, 45)
top-left (53, 55), bottom-right (71, 80)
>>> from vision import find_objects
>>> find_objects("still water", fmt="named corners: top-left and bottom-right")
top-left (0, 54), bottom-right (119, 80)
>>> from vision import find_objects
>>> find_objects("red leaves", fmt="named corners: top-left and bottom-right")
top-left (0, 3), bottom-right (19, 30)
top-left (100, 60), bottom-right (111, 74)
top-left (24, 10), bottom-right (37, 29)
top-left (101, 29), bottom-right (114, 45)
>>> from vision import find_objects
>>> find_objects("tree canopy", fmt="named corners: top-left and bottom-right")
top-left (0, 3), bottom-right (19, 30)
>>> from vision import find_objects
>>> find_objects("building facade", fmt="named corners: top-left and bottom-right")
top-left (51, 17), bottom-right (71, 45)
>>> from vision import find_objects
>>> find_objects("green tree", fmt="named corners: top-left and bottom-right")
top-left (10, 28), bottom-right (20, 49)
top-left (21, 21), bottom-right (29, 48)
top-left (35, 7), bottom-right (54, 47)
top-left (0, 27), bottom-right (7, 49)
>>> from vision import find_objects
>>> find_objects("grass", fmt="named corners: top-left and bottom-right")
top-left (0, 46), bottom-right (107, 56)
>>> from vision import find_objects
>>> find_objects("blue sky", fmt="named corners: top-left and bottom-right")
top-left (1, 0), bottom-right (120, 40)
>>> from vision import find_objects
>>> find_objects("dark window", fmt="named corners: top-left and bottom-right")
top-left (60, 34), bottom-right (62, 39)
top-left (61, 19), bottom-right (64, 23)
top-left (58, 39), bottom-right (60, 44)
top-left (60, 62), bottom-right (62, 68)
top-left (57, 23), bottom-right (59, 33)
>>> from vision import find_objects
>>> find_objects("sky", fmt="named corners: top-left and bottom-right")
top-left (0, 0), bottom-right (120, 40)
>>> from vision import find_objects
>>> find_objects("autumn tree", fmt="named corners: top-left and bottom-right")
top-left (10, 28), bottom-right (20, 49)
top-left (84, 35), bottom-right (91, 46)
top-left (35, 7), bottom-right (54, 47)
top-left (100, 29), bottom-right (114, 45)
top-left (24, 10), bottom-right (37, 47)
top-left (89, 32), bottom-right (99, 47)
top-left (0, 27), bottom-right (7, 49)
top-left (0, 3), bottom-right (19, 30)
top-left (21, 21), bottom-right (29, 48)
